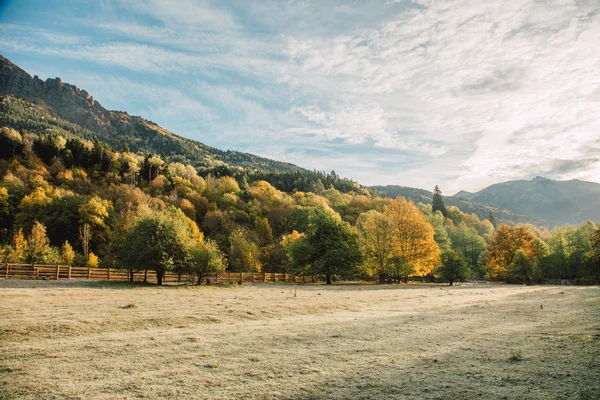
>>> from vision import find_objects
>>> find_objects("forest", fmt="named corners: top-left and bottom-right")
top-left (1, 124), bottom-right (599, 285)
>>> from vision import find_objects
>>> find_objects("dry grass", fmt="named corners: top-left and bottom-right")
top-left (0, 280), bottom-right (598, 399)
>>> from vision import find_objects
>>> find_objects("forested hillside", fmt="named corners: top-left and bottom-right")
top-left (1, 54), bottom-right (599, 285)
top-left (0, 55), bottom-right (301, 173)
top-left (370, 185), bottom-right (551, 227)
top-left (454, 176), bottom-right (600, 225)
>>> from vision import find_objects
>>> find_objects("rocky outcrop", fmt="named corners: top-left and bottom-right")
top-left (0, 55), bottom-right (115, 137)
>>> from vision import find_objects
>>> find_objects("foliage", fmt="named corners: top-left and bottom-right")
top-left (436, 250), bottom-right (469, 285)
top-left (61, 241), bottom-right (75, 265)
top-left (485, 225), bottom-right (541, 281)
top-left (121, 210), bottom-right (195, 285)
top-left (290, 207), bottom-right (362, 284)
top-left (87, 252), bottom-right (99, 268)
top-left (357, 210), bottom-right (394, 283)
top-left (189, 239), bottom-right (226, 283)
top-left (432, 185), bottom-right (448, 217)
top-left (385, 198), bottom-right (440, 278)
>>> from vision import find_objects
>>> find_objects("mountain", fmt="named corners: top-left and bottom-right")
top-left (370, 185), bottom-right (552, 227)
top-left (0, 54), bottom-right (301, 173)
top-left (453, 176), bottom-right (600, 225)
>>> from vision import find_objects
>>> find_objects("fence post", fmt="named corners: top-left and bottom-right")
top-left (251, 272), bottom-right (255, 283)
top-left (5, 263), bottom-right (9, 279)
top-left (107, 268), bottom-right (110, 280)
top-left (263, 272), bottom-right (266, 282)
top-left (228, 271), bottom-right (231, 284)
top-left (32, 262), bottom-right (36, 279)
top-left (88, 267), bottom-right (91, 279)
top-left (283, 273), bottom-right (287, 283)
top-left (68, 266), bottom-right (72, 279)
top-left (273, 272), bottom-right (276, 283)
top-left (55, 265), bottom-right (60, 280)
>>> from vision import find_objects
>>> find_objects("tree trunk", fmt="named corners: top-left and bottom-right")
top-left (403, 275), bottom-right (408, 284)
top-left (449, 279), bottom-right (454, 286)
top-left (156, 267), bottom-right (164, 286)
top-left (326, 272), bottom-right (332, 285)
top-left (378, 272), bottom-right (386, 284)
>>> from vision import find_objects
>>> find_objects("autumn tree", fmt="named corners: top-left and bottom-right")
top-left (26, 221), bottom-right (60, 263)
top-left (485, 225), bottom-right (541, 281)
top-left (432, 185), bottom-right (447, 218)
top-left (385, 198), bottom-right (440, 279)
top-left (61, 241), bottom-right (75, 265)
top-left (1, 127), bottom-right (22, 157)
top-left (357, 210), bottom-right (394, 283)
top-left (9, 228), bottom-right (27, 263)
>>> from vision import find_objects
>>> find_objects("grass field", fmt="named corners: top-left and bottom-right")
top-left (0, 281), bottom-right (598, 399)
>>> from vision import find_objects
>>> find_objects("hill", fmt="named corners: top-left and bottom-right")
top-left (454, 176), bottom-right (600, 225)
top-left (370, 185), bottom-right (552, 227)
top-left (0, 54), bottom-right (301, 173)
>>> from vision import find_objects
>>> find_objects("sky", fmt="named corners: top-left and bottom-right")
top-left (0, 0), bottom-right (599, 194)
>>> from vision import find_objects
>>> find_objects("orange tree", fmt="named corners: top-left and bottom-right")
top-left (485, 224), bottom-right (541, 281)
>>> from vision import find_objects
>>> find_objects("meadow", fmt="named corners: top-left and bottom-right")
top-left (1, 281), bottom-right (598, 399)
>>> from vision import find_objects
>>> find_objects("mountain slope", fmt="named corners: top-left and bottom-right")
top-left (0, 54), bottom-right (301, 173)
top-left (453, 176), bottom-right (600, 225)
top-left (370, 185), bottom-right (552, 227)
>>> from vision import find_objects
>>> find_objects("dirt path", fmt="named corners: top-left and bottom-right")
top-left (1, 281), bottom-right (598, 399)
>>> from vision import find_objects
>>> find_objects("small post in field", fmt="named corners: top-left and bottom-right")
top-left (55, 265), bottom-right (60, 280)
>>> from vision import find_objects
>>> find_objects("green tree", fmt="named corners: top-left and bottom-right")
top-left (436, 250), bottom-right (469, 286)
top-left (190, 239), bottom-right (226, 284)
top-left (432, 185), bottom-right (447, 218)
top-left (509, 248), bottom-right (538, 284)
top-left (448, 223), bottom-right (486, 278)
top-left (228, 228), bottom-right (260, 272)
top-left (122, 210), bottom-right (194, 285)
top-left (487, 210), bottom-right (497, 229)
top-left (291, 207), bottom-right (361, 284)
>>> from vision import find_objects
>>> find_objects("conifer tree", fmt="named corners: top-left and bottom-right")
top-left (432, 185), bottom-right (448, 218)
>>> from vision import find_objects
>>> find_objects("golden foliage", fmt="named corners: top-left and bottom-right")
top-left (384, 198), bottom-right (440, 276)
top-left (485, 224), bottom-right (540, 280)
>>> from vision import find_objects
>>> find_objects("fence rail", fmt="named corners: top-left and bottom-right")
top-left (0, 263), bottom-right (317, 284)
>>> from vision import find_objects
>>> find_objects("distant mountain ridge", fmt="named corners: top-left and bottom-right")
top-left (0, 54), bottom-right (302, 173)
top-left (453, 176), bottom-right (600, 225)
top-left (370, 185), bottom-right (552, 227)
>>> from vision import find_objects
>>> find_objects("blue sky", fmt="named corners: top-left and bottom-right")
top-left (1, 0), bottom-right (599, 193)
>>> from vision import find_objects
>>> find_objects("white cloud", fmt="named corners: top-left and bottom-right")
top-left (3, 0), bottom-right (600, 192)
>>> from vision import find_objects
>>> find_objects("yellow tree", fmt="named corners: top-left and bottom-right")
top-left (385, 198), bottom-right (440, 279)
top-left (486, 224), bottom-right (540, 281)
top-left (357, 210), bottom-right (394, 283)
top-left (61, 241), bottom-right (75, 265)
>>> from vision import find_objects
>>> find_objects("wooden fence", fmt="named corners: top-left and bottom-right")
top-left (0, 263), bottom-right (317, 284)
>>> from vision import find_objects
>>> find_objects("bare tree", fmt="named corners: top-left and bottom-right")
top-left (79, 223), bottom-right (92, 259)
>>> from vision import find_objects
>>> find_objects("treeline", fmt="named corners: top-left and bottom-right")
top-left (0, 125), bottom-right (599, 285)
top-left (0, 95), bottom-right (303, 173)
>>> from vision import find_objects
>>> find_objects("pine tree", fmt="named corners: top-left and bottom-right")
top-left (487, 210), bottom-right (497, 229)
top-left (432, 185), bottom-right (448, 218)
